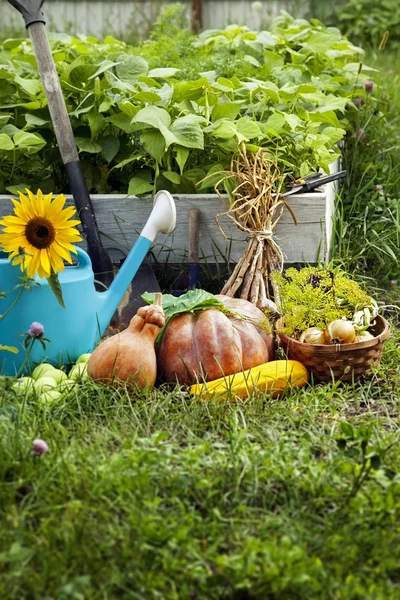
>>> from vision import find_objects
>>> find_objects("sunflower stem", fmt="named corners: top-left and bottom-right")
top-left (0, 285), bottom-right (24, 321)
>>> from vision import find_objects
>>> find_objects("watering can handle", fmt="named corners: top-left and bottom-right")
top-left (73, 246), bottom-right (92, 269)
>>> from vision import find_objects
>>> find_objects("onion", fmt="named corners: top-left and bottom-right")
top-left (355, 330), bottom-right (375, 342)
top-left (299, 327), bottom-right (326, 344)
top-left (325, 319), bottom-right (356, 344)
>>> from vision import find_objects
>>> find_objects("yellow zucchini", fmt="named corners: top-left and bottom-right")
top-left (189, 360), bottom-right (308, 400)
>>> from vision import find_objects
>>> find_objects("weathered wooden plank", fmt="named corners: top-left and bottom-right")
top-left (0, 192), bottom-right (329, 264)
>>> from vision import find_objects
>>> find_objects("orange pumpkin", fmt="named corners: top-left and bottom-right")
top-left (158, 294), bottom-right (274, 385)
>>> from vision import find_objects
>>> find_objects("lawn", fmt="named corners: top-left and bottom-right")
top-left (1, 10), bottom-right (400, 600)
top-left (1, 324), bottom-right (400, 599)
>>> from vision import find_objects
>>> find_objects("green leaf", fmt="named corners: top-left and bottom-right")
top-left (302, 31), bottom-right (341, 54)
top-left (75, 137), bottom-right (102, 153)
top-left (148, 68), bottom-right (180, 78)
top-left (236, 117), bottom-right (262, 140)
top-left (115, 55), bottom-right (148, 82)
top-left (264, 50), bottom-right (284, 71)
top-left (284, 113), bottom-right (303, 131)
top-left (118, 100), bottom-right (140, 118)
top-left (0, 345), bottom-right (18, 354)
top-left (204, 120), bottom-right (238, 140)
top-left (141, 130), bottom-right (166, 163)
top-left (143, 289), bottom-right (225, 318)
top-left (132, 105), bottom-right (171, 129)
top-left (6, 184), bottom-right (30, 194)
top-left (128, 177), bottom-right (154, 196)
top-left (0, 134), bottom-right (14, 151)
top-left (197, 163), bottom-right (225, 190)
top-left (265, 113), bottom-right (285, 134)
top-left (163, 171), bottom-right (181, 184)
top-left (14, 76), bottom-right (41, 97)
top-left (0, 114), bottom-right (12, 127)
top-left (173, 77), bottom-right (210, 102)
top-left (169, 115), bottom-right (204, 150)
top-left (87, 60), bottom-right (120, 80)
top-left (24, 114), bottom-right (49, 127)
top-left (175, 146), bottom-right (190, 175)
top-left (133, 91), bottom-right (161, 103)
top-left (100, 135), bottom-right (120, 163)
top-left (47, 273), bottom-right (65, 309)
top-left (88, 113), bottom-right (105, 138)
top-left (212, 102), bottom-right (242, 122)
top-left (99, 98), bottom-right (113, 112)
top-left (244, 55), bottom-right (260, 67)
top-left (107, 113), bottom-right (135, 133)
top-left (13, 131), bottom-right (46, 153)
top-left (69, 65), bottom-right (98, 87)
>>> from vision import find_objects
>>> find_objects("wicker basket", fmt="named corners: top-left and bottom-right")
top-left (276, 315), bottom-right (391, 382)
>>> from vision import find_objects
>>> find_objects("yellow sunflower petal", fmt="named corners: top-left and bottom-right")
top-left (40, 249), bottom-right (51, 278)
top-left (27, 250), bottom-right (41, 278)
top-left (0, 214), bottom-right (27, 227)
top-left (41, 192), bottom-right (53, 215)
top-left (11, 199), bottom-right (34, 221)
top-left (49, 245), bottom-right (65, 272)
top-left (45, 194), bottom-right (66, 219)
top-left (0, 225), bottom-right (26, 234)
top-left (50, 206), bottom-right (78, 225)
top-left (51, 240), bottom-right (74, 262)
top-left (54, 239), bottom-right (78, 254)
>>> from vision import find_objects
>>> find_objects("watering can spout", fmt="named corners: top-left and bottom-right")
top-left (95, 191), bottom-right (176, 335)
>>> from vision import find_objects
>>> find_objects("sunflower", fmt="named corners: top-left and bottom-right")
top-left (0, 189), bottom-right (82, 279)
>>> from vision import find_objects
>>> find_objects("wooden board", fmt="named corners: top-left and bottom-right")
top-left (0, 192), bottom-right (330, 265)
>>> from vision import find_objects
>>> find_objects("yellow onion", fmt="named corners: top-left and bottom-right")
top-left (325, 319), bottom-right (356, 344)
top-left (299, 327), bottom-right (326, 344)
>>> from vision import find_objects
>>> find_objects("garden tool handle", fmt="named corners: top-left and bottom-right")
top-left (9, 12), bottom-right (114, 288)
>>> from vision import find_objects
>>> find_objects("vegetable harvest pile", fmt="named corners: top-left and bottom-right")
top-left (272, 267), bottom-right (380, 344)
top-left (8, 268), bottom-right (389, 400)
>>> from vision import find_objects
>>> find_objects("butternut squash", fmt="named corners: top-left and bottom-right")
top-left (87, 294), bottom-right (165, 388)
top-left (189, 360), bottom-right (308, 400)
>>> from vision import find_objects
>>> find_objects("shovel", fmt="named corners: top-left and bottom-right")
top-left (7, 0), bottom-right (115, 289)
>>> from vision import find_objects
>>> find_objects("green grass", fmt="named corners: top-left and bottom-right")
top-left (0, 323), bottom-right (399, 599)
top-left (332, 48), bottom-right (400, 283)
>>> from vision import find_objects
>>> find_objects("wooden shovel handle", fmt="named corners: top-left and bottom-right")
top-left (27, 22), bottom-right (113, 286)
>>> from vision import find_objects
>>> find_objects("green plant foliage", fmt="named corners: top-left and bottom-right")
top-left (0, 11), bottom-right (374, 195)
top-left (272, 266), bottom-right (374, 337)
top-left (331, 51), bottom-right (400, 284)
top-left (334, 0), bottom-right (400, 50)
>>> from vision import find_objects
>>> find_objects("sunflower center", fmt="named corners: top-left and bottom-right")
top-left (25, 217), bottom-right (56, 249)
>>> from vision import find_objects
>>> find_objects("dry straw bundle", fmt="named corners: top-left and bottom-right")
top-left (214, 144), bottom-right (297, 309)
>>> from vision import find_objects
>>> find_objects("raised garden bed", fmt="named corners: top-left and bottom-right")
top-left (0, 179), bottom-right (337, 270)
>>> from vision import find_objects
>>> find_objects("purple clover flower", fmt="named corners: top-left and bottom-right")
top-left (353, 97), bottom-right (364, 107)
top-left (356, 128), bottom-right (366, 140)
top-left (28, 322), bottom-right (44, 338)
top-left (31, 439), bottom-right (49, 456)
top-left (364, 81), bottom-right (374, 93)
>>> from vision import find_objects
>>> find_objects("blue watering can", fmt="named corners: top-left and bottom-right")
top-left (0, 191), bottom-right (176, 376)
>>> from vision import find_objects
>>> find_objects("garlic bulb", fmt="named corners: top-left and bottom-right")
top-left (299, 327), bottom-right (326, 344)
top-left (325, 319), bottom-right (356, 344)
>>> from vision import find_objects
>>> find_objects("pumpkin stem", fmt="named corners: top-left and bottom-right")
top-left (154, 292), bottom-right (163, 308)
